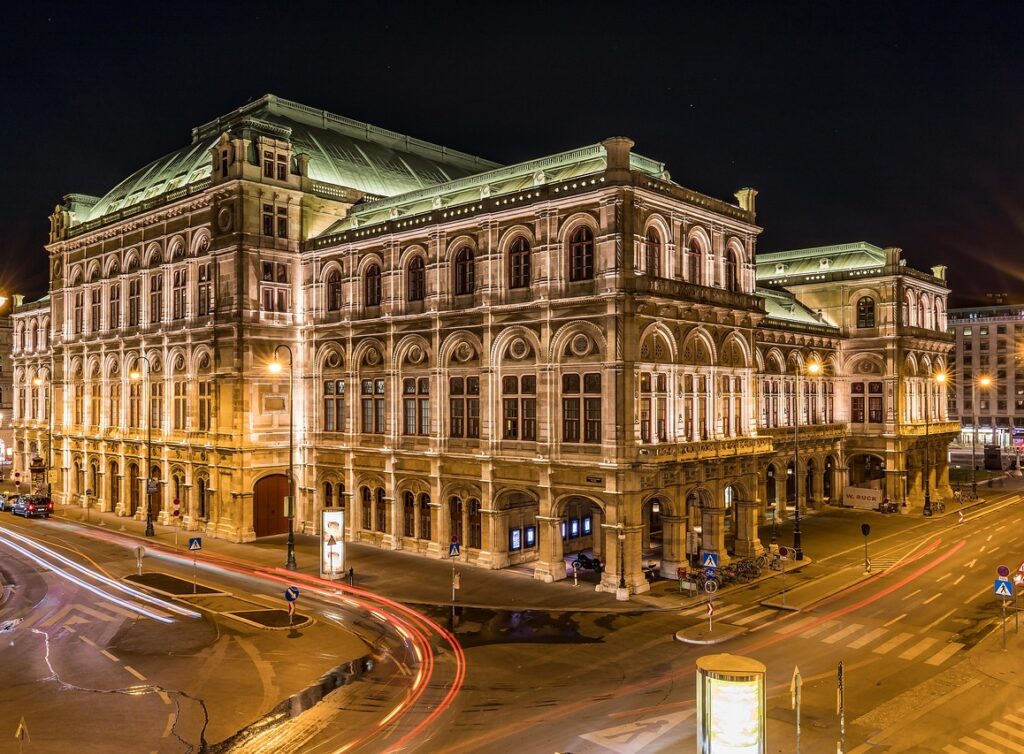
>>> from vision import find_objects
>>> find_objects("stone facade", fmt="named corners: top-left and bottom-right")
top-left (10, 94), bottom-right (955, 595)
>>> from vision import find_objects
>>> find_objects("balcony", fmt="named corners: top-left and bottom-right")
top-left (639, 435), bottom-right (773, 462)
top-left (761, 423), bottom-right (848, 444)
top-left (899, 420), bottom-right (961, 436)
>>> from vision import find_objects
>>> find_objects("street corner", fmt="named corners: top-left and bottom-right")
top-left (674, 622), bottom-right (747, 645)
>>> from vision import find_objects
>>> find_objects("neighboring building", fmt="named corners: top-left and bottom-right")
top-left (11, 94), bottom-right (955, 595)
top-left (946, 303), bottom-right (1024, 447)
top-left (0, 295), bottom-right (14, 472)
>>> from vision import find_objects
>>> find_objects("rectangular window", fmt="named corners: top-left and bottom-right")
top-left (172, 270), bottom-right (187, 320)
top-left (276, 207), bottom-right (288, 238)
top-left (852, 396), bottom-right (865, 424)
top-left (522, 375), bottom-right (537, 441)
top-left (74, 291), bottom-right (84, 333)
top-left (128, 279), bottom-right (140, 326)
top-left (263, 151), bottom-right (274, 178)
top-left (276, 153), bottom-right (287, 181)
top-left (90, 288), bottom-right (101, 331)
top-left (74, 385), bottom-right (83, 425)
top-left (197, 263), bottom-right (213, 316)
top-left (374, 378), bottom-right (386, 434)
top-left (198, 380), bottom-right (212, 432)
top-left (262, 204), bottom-right (274, 236)
top-left (173, 382), bottom-right (187, 430)
top-left (129, 382), bottom-right (141, 428)
top-left (109, 284), bottom-right (121, 329)
top-left (90, 384), bottom-right (101, 427)
top-left (149, 275), bottom-right (163, 323)
top-left (151, 382), bottom-right (164, 430)
top-left (467, 376), bottom-right (480, 438)
top-left (868, 396), bottom-right (883, 423)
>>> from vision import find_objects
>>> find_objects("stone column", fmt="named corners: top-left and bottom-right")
top-left (701, 504), bottom-right (729, 564)
top-left (591, 509), bottom-right (604, 560)
top-left (659, 514), bottom-right (686, 578)
top-left (811, 467), bottom-right (825, 510)
top-left (732, 500), bottom-right (763, 558)
top-left (623, 524), bottom-right (649, 594)
top-left (532, 515), bottom-right (566, 583)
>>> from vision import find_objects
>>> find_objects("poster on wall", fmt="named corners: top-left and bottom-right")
top-left (321, 509), bottom-right (346, 579)
top-left (509, 528), bottom-right (522, 551)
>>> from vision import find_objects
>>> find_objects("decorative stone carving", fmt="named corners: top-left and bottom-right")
top-left (364, 347), bottom-right (381, 366)
top-left (454, 342), bottom-right (474, 363)
top-left (509, 338), bottom-right (529, 360)
top-left (570, 334), bottom-right (591, 357)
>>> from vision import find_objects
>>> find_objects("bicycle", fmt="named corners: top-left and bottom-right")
top-left (933, 500), bottom-right (946, 514)
top-left (694, 571), bottom-right (721, 593)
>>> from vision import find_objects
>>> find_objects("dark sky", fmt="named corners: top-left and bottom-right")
top-left (2, 2), bottom-right (1022, 305)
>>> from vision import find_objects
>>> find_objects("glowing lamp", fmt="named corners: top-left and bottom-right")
top-left (696, 653), bottom-right (767, 754)
top-left (268, 360), bottom-right (283, 375)
top-left (806, 361), bottom-right (821, 376)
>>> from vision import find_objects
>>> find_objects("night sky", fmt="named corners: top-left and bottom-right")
top-left (2, 2), bottom-right (1022, 306)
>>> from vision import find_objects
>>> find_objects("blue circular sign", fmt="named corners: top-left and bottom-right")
top-left (284, 586), bottom-right (300, 602)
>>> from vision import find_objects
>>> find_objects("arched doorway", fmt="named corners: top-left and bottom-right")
top-left (253, 474), bottom-right (289, 537)
top-left (109, 461), bottom-right (119, 511)
top-left (805, 459), bottom-right (816, 504)
top-left (849, 454), bottom-right (885, 487)
top-left (149, 464), bottom-right (162, 517)
top-left (765, 464), bottom-right (778, 506)
top-left (785, 460), bottom-right (796, 508)
top-left (642, 496), bottom-right (664, 553)
top-left (724, 485), bottom-right (739, 548)
top-left (557, 496), bottom-right (605, 582)
top-left (823, 456), bottom-right (835, 501)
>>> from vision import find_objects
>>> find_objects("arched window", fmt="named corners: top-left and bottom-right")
top-left (724, 249), bottom-right (739, 292)
top-left (326, 270), bottom-right (342, 311)
top-left (324, 482), bottom-right (334, 507)
top-left (449, 496), bottom-right (464, 544)
top-left (644, 229), bottom-right (661, 277)
top-left (569, 227), bottom-right (594, 282)
top-left (933, 299), bottom-right (943, 331)
top-left (918, 299), bottom-right (928, 329)
top-left (468, 498), bottom-right (482, 549)
top-left (365, 264), bottom-right (382, 307)
top-left (197, 477), bottom-right (207, 519)
top-left (407, 256), bottom-right (426, 301)
top-left (509, 237), bottom-right (531, 289)
top-left (856, 297), bottom-right (876, 328)
top-left (686, 240), bottom-right (702, 285)
top-left (361, 486), bottom-right (371, 529)
top-left (419, 493), bottom-right (432, 541)
top-left (454, 248), bottom-right (475, 296)
top-left (403, 491), bottom-right (415, 537)
top-left (375, 487), bottom-right (387, 532)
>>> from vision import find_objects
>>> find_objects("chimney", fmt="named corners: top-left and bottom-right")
top-left (735, 188), bottom-right (758, 217)
top-left (602, 137), bottom-right (635, 180)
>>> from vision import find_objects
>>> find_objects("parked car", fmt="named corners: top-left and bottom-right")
top-left (0, 494), bottom-right (9, 511)
top-left (10, 496), bottom-right (53, 519)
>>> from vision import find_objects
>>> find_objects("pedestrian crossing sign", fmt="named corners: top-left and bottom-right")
top-left (995, 578), bottom-right (1014, 598)
top-left (700, 552), bottom-right (719, 569)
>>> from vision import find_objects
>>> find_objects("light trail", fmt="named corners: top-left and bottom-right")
top-left (0, 526), bottom-right (200, 619)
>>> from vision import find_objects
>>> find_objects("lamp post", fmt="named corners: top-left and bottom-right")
top-left (270, 345), bottom-right (297, 571)
top-left (130, 357), bottom-right (155, 537)
top-left (923, 371), bottom-right (947, 516)
top-left (616, 523), bottom-right (627, 598)
top-left (32, 375), bottom-right (52, 501)
top-left (973, 376), bottom-right (991, 498)
top-left (792, 358), bottom-right (821, 562)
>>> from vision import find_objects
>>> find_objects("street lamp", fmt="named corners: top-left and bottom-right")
top-left (792, 357), bottom-right (821, 562)
top-left (923, 371), bottom-right (947, 516)
top-left (973, 375), bottom-right (991, 498)
top-left (130, 357), bottom-right (155, 537)
top-left (32, 375), bottom-right (52, 501)
top-left (270, 345), bottom-right (297, 571)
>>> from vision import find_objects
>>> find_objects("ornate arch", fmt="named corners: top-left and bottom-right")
top-left (549, 320), bottom-right (608, 364)
top-left (124, 248), bottom-right (141, 271)
top-left (167, 235), bottom-right (187, 260)
top-left (398, 243), bottom-right (429, 267)
top-left (393, 334), bottom-right (433, 370)
top-left (496, 224), bottom-right (538, 256)
top-left (439, 479), bottom-right (482, 503)
top-left (439, 330), bottom-right (485, 368)
top-left (684, 224), bottom-right (712, 253)
top-left (315, 341), bottom-right (346, 372)
top-left (724, 236), bottom-right (747, 266)
top-left (556, 211), bottom-right (600, 245)
top-left (490, 325), bottom-right (542, 365)
top-left (351, 337), bottom-right (388, 371)
top-left (190, 230), bottom-right (212, 257)
top-left (354, 251), bottom-right (385, 276)
top-left (145, 242), bottom-right (163, 267)
top-left (904, 352), bottom-right (919, 377)
top-left (443, 234), bottom-right (479, 263)
top-left (320, 259), bottom-right (344, 282)
top-left (844, 352), bottom-right (887, 377)
top-left (637, 321), bottom-right (677, 363)
top-left (190, 346), bottom-right (214, 375)
top-left (493, 487), bottom-right (541, 509)
top-left (680, 327), bottom-right (717, 366)
top-left (719, 332), bottom-right (751, 368)
top-left (85, 260), bottom-right (101, 282)
top-left (103, 254), bottom-right (121, 278)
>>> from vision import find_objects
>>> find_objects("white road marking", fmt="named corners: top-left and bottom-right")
top-left (124, 665), bottom-right (146, 681)
top-left (925, 642), bottom-right (965, 666)
top-left (924, 608), bottom-right (958, 631)
top-left (967, 558), bottom-right (977, 568)
top-left (823, 624), bottom-right (863, 644)
top-left (954, 575), bottom-right (967, 585)
top-left (959, 740), bottom-right (1001, 754)
top-left (777, 616), bottom-right (818, 635)
top-left (161, 712), bottom-right (175, 739)
top-left (874, 632), bottom-right (914, 654)
top-left (977, 729), bottom-right (1024, 753)
top-left (902, 589), bottom-right (922, 601)
top-left (924, 593), bottom-right (943, 605)
top-left (733, 609), bottom-right (775, 626)
top-left (990, 546), bottom-right (1001, 555)
top-left (899, 637), bottom-right (938, 660)
top-left (800, 620), bottom-right (838, 639)
top-left (847, 627), bottom-right (888, 649)
top-left (995, 525), bottom-right (1008, 532)
top-left (991, 721), bottom-right (1024, 740)
top-left (884, 613), bottom-right (907, 627)
top-left (100, 649), bottom-right (119, 662)
top-left (987, 534), bottom-right (994, 542)
top-left (980, 546), bottom-right (988, 554)
top-left (579, 710), bottom-right (696, 754)
top-left (937, 573), bottom-right (952, 582)
top-left (943, 746), bottom-right (970, 754)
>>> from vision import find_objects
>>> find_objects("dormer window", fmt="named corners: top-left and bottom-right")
top-left (263, 150), bottom-right (288, 181)
top-left (775, 262), bottom-right (786, 275)
top-left (819, 258), bottom-right (831, 269)
top-left (263, 150), bottom-right (274, 178)
top-left (277, 154), bottom-right (287, 181)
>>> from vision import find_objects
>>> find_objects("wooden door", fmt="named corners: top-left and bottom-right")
top-left (253, 474), bottom-right (289, 537)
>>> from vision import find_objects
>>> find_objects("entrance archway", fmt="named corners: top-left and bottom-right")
top-left (128, 463), bottom-right (139, 515)
top-left (149, 465), bottom-right (162, 517)
top-left (253, 474), bottom-right (289, 537)
top-left (765, 464), bottom-right (778, 506)
top-left (723, 485), bottom-right (739, 546)
top-left (642, 496), bottom-right (664, 552)
top-left (849, 454), bottom-right (885, 487)
top-left (824, 456), bottom-right (835, 500)
top-left (785, 460), bottom-right (796, 508)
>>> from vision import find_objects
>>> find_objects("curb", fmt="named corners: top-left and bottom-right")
top-left (674, 624), bottom-right (747, 645)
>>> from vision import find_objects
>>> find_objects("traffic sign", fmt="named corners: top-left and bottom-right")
top-left (448, 541), bottom-right (461, 557)
top-left (706, 601), bottom-right (714, 617)
top-left (995, 578), bottom-right (1014, 598)
top-left (147, 480), bottom-right (158, 495)
top-left (998, 565), bottom-right (1010, 578)
top-left (700, 552), bottom-right (720, 569)
top-left (778, 546), bottom-right (789, 560)
top-left (188, 537), bottom-right (202, 552)
top-left (705, 567), bottom-right (717, 580)
top-left (284, 586), bottom-right (300, 603)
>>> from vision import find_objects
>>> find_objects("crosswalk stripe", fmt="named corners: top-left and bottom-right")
top-left (1006, 715), bottom-right (1024, 726)
top-left (733, 609), bottom-right (775, 626)
top-left (960, 736), bottom-right (1005, 753)
top-left (823, 624), bottom-right (863, 644)
top-left (899, 637), bottom-right (938, 660)
top-left (977, 729), bottom-right (1024, 753)
top-left (777, 616), bottom-right (818, 635)
top-left (943, 746), bottom-right (970, 754)
top-left (848, 627), bottom-right (888, 649)
top-left (992, 722), bottom-right (1024, 740)
top-left (874, 632), bottom-right (914, 654)
top-left (925, 642), bottom-right (965, 666)
top-left (800, 620), bottom-right (839, 639)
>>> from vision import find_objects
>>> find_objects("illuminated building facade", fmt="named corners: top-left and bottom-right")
top-left (11, 95), bottom-right (955, 593)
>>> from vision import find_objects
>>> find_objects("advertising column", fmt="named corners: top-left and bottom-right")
top-left (321, 509), bottom-right (345, 580)
top-left (696, 653), bottom-right (767, 754)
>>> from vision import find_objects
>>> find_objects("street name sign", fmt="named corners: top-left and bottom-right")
top-left (700, 552), bottom-right (719, 569)
top-left (188, 537), bottom-right (202, 552)
top-left (995, 578), bottom-right (1014, 598)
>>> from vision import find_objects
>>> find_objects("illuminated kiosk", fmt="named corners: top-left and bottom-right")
top-left (696, 653), bottom-right (766, 754)
top-left (28, 455), bottom-right (47, 497)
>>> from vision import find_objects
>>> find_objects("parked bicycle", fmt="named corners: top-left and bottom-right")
top-left (933, 500), bottom-right (946, 514)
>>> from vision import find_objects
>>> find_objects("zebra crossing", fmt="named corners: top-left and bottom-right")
top-left (774, 615), bottom-right (964, 667)
top-left (944, 704), bottom-right (1024, 753)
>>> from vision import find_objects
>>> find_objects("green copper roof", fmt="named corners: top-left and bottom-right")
top-left (757, 286), bottom-right (838, 330)
top-left (311, 144), bottom-right (668, 243)
top-left (77, 94), bottom-right (501, 225)
top-left (756, 241), bottom-right (887, 281)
